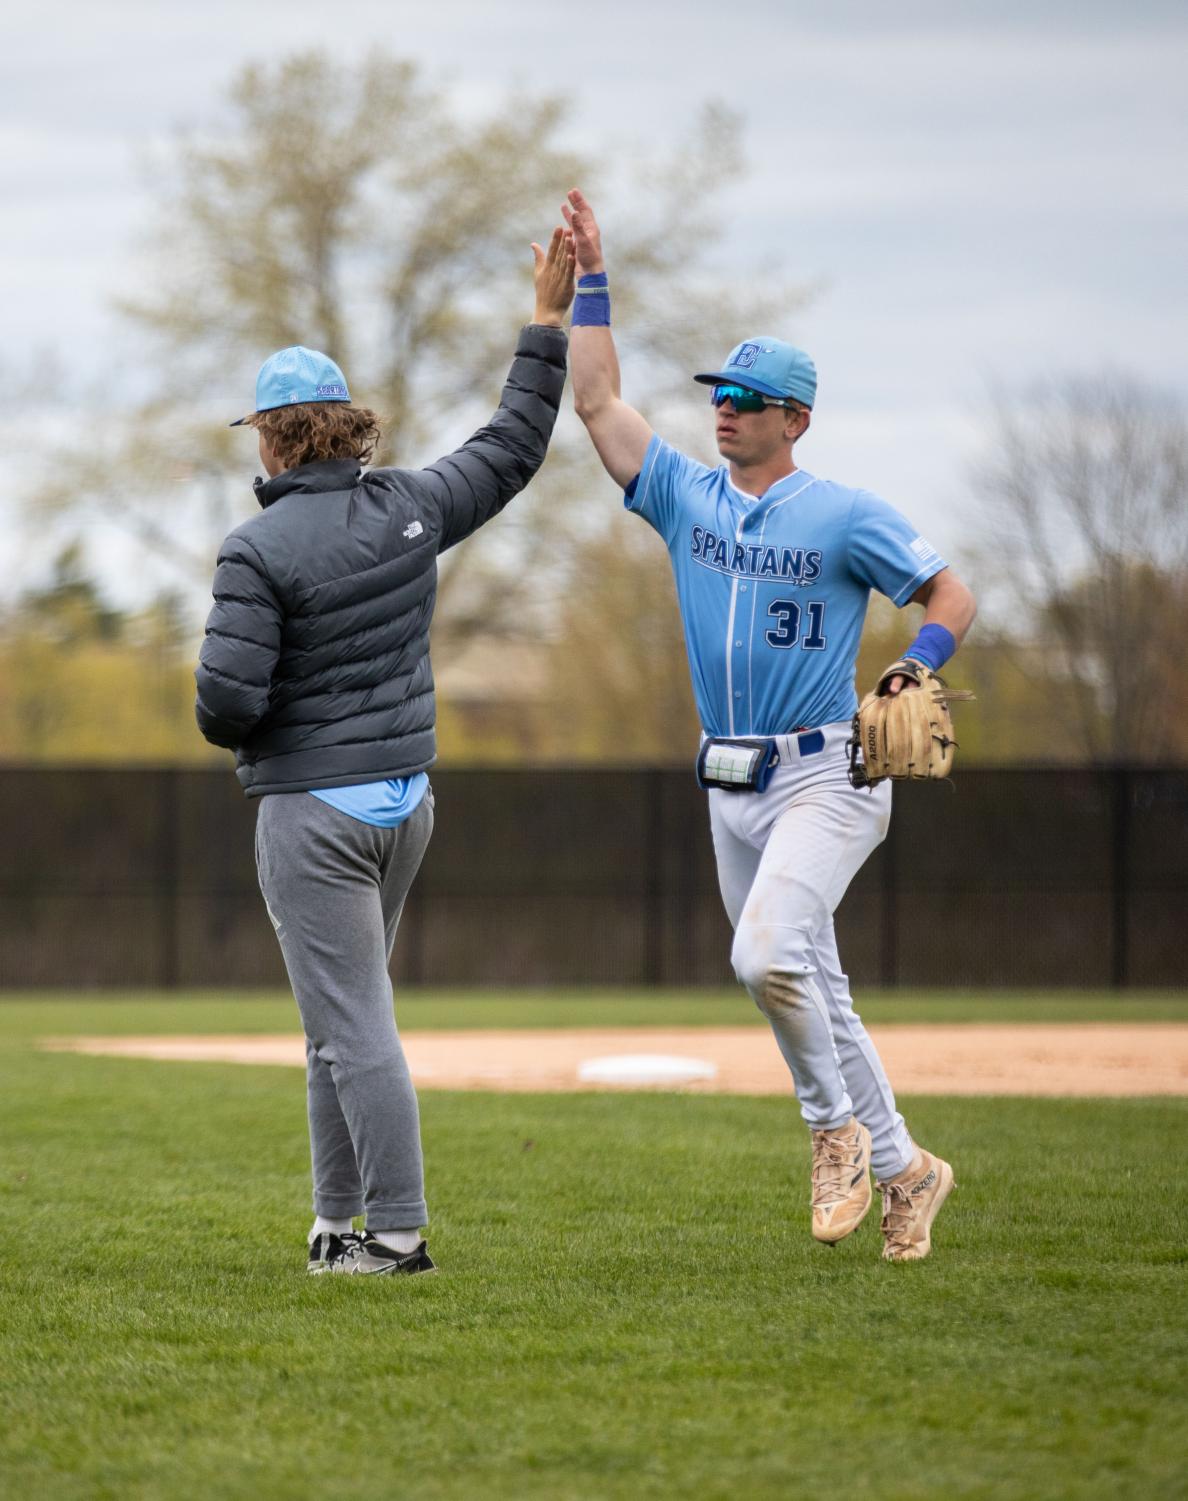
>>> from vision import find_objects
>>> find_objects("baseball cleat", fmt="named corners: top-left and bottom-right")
top-left (876, 1148), bottom-right (955, 1262)
top-left (307, 1230), bottom-right (365, 1275)
top-left (810, 1116), bottom-right (873, 1244)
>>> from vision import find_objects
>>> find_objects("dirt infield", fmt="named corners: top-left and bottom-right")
top-left (44, 1024), bottom-right (1188, 1096)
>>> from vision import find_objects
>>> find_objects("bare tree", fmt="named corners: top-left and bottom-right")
top-left (973, 375), bottom-right (1188, 761)
top-left (41, 52), bottom-right (805, 651)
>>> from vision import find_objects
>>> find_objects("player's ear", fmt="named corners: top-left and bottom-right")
top-left (787, 408), bottom-right (810, 442)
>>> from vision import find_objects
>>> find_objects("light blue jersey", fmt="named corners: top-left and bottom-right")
top-left (626, 436), bottom-right (947, 737)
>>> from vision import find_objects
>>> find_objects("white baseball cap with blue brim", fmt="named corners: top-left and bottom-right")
top-left (230, 345), bottom-right (351, 426)
top-left (693, 337), bottom-right (817, 408)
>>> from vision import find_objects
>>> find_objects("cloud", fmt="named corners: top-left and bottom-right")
top-left (3, 0), bottom-right (1186, 602)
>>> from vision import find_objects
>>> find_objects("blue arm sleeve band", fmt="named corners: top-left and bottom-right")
top-left (906, 622), bottom-right (957, 672)
top-left (573, 271), bottom-right (611, 326)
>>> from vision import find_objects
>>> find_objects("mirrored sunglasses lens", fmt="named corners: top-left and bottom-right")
top-left (711, 385), bottom-right (764, 412)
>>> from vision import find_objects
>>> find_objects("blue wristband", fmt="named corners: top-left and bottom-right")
top-left (905, 623), bottom-right (957, 672)
top-left (573, 271), bottom-right (611, 326)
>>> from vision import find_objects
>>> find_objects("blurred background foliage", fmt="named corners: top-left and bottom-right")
top-left (6, 52), bottom-right (1187, 767)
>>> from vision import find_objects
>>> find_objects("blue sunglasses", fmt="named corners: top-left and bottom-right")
top-left (710, 384), bottom-right (796, 414)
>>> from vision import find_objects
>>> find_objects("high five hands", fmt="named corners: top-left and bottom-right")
top-left (531, 190), bottom-right (610, 326)
top-left (532, 227), bottom-right (576, 327)
top-left (562, 189), bottom-right (605, 277)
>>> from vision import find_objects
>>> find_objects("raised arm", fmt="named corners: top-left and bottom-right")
top-left (422, 228), bottom-right (573, 551)
top-left (562, 188), bottom-right (654, 489)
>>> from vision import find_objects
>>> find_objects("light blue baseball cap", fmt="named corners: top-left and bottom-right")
top-left (693, 337), bottom-right (817, 408)
top-left (229, 345), bottom-right (351, 426)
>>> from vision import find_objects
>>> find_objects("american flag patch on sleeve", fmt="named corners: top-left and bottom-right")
top-left (910, 536), bottom-right (941, 564)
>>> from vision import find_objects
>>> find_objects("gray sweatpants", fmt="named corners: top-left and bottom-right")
top-left (254, 791), bottom-right (434, 1230)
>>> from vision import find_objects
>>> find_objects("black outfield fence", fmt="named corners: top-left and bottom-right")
top-left (1, 766), bottom-right (1186, 990)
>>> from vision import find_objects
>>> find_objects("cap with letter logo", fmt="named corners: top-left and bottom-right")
top-left (693, 337), bottom-right (817, 408)
top-left (230, 346), bottom-right (352, 426)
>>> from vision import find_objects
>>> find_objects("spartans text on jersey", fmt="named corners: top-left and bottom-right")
top-left (690, 526), bottom-right (822, 586)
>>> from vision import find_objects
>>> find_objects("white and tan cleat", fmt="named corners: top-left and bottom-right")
top-left (876, 1148), bottom-right (955, 1262)
top-left (810, 1117), bottom-right (874, 1244)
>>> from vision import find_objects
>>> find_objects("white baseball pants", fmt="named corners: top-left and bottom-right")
top-left (708, 720), bottom-right (915, 1180)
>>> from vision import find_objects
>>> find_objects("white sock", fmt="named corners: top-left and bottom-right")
top-left (309, 1216), bottom-right (354, 1243)
top-left (370, 1228), bottom-right (423, 1254)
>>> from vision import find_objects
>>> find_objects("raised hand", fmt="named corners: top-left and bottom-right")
top-left (562, 188), bottom-right (605, 276)
top-left (531, 226), bottom-right (576, 327)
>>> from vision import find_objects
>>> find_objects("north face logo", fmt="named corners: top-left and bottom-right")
top-left (403, 520), bottom-right (424, 540)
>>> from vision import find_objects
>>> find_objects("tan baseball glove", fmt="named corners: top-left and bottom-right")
top-left (848, 659), bottom-right (974, 788)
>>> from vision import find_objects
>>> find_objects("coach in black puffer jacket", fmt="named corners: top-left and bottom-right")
top-left (195, 231), bottom-right (574, 1277)
top-left (195, 321), bottom-right (567, 795)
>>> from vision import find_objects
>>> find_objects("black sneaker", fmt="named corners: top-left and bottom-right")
top-left (307, 1230), bottom-right (365, 1275)
top-left (348, 1232), bottom-right (436, 1276)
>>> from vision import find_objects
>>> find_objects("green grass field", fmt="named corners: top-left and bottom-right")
top-left (3, 986), bottom-right (1188, 1038)
top-left (2, 993), bottom-right (1186, 1499)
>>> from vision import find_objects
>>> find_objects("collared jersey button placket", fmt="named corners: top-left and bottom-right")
top-left (723, 497), bottom-right (752, 738)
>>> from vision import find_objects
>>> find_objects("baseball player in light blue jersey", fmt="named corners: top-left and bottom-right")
top-left (563, 189), bottom-right (977, 1262)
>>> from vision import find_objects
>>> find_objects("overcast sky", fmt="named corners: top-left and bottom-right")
top-left (4, 0), bottom-right (1186, 604)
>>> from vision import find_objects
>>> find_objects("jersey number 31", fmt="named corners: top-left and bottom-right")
top-left (765, 599), bottom-right (827, 651)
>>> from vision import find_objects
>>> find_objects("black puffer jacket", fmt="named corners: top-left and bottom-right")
top-left (195, 323), bottom-right (567, 796)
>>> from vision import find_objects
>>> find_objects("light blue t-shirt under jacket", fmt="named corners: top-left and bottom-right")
top-left (309, 774), bottom-right (429, 827)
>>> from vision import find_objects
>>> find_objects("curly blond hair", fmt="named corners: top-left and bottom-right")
top-left (250, 402), bottom-right (382, 470)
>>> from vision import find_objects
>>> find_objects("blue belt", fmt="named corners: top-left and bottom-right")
top-left (772, 728), bottom-right (825, 759)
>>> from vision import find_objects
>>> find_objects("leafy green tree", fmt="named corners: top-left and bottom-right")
top-left (535, 514), bottom-right (701, 763)
top-left (0, 557), bottom-right (213, 762)
top-left (18, 544), bottom-right (126, 647)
